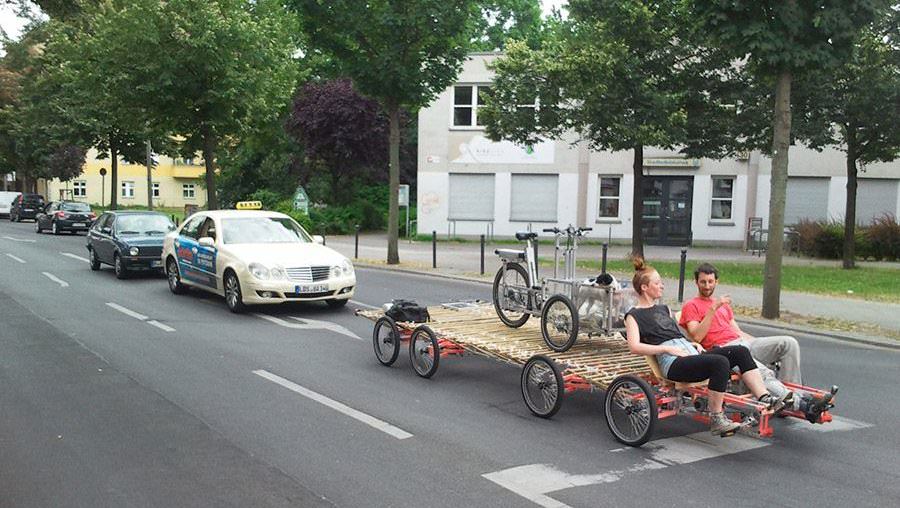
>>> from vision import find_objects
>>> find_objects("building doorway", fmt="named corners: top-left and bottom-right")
top-left (641, 176), bottom-right (694, 246)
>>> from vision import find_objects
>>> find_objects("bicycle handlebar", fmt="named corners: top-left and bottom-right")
top-left (542, 226), bottom-right (591, 236)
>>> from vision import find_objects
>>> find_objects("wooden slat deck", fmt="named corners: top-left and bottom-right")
top-left (358, 303), bottom-right (651, 390)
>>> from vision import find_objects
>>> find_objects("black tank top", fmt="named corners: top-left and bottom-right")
top-left (625, 304), bottom-right (684, 345)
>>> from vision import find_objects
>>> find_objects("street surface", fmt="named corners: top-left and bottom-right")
top-left (1, 219), bottom-right (898, 507)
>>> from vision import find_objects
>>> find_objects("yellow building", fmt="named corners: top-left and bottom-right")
top-left (43, 149), bottom-right (207, 209)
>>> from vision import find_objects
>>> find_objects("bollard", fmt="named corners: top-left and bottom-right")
top-left (432, 231), bottom-right (437, 268)
top-left (354, 224), bottom-right (360, 259)
top-left (480, 234), bottom-right (485, 275)
top-left (678, 248), bottom-right (687, 303)
top-left (601, 242), bottom-right (608, 274)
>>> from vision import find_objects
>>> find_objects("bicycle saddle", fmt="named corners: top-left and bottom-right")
top-left (515, 231), bottom-right (538, 241)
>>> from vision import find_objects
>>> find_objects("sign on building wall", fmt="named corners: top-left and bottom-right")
top-left (451, 135), bottom-right (554, 165)
top-left (644, 158), bottom-right (701, 168)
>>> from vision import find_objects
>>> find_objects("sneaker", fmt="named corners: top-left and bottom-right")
top-left (758, 392), bottom-right (791, 413)
top-left (801, 392), bottom-right (834, 424)
top-left (710, 412), bottom-right (740, 436)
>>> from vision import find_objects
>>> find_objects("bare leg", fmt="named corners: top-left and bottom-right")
top-left (708, 390), bottom-right (725, 412)
top-left (741, 368), bottom-right (768, 398)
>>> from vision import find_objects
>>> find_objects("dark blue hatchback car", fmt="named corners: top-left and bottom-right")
top-left (87, 211), bottom-right (176, 279)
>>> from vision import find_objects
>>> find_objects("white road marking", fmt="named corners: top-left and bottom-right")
top-left (42, 272), bottom-right (69, 288)
top-left (784, 415), bottom-right (872, 433)
top-left (2, 235), bottom-right (36, 243)
top-left (61, 252), bottom-right (89, 263)
top-left (5, 253), bottom-right (25, 263)
top-left (349, 299), bottom-right (379, 310)
top-left (106, 302), bottom-right (148, 321)
top-left (253, 313), bottom-right (362, 340)
top-left (253, 369), bottom-right (413, 440)
top-left (147, 320), bottom-right (176, 332)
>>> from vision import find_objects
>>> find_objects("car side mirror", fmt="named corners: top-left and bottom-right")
top-left (199, 237), bottom-right (215, 248)
top-left (312, 235), bottom-right (324, 245)
top-left (101, 226), bottom-right (111, 234)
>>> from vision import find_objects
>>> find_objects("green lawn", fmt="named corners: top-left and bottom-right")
top-left (90, 204), bottom-right (188, 223)
top-left (569, 259), bottom-right (900, 303)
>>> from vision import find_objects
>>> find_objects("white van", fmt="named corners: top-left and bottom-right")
top-left (0, 191), bottom-right (22, 217)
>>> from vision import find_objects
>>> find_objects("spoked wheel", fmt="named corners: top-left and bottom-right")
top-left (51, 221), bottom-right (59, 235)
top-left (373, 316), bottom-right (401, 366)
top-left (34, 220), bottom-right (42, 233)
top-left (409, 325), bottom-right (440, 378)
top-left (540, 294), bottom-right (579, 352)
top-left (521, 355), bottom-right (564, 418)
top-left (492, 263), bottom-right (530, 328)
top-left (166, 257), bottom-right (187, 294)
top-left (604, 375), bottom-right (657, 447)
top-left (114, 253), bottom-right (128, 279)
top-left (89, 248), bottom-right (101, 271)
top-left (224, 271), bottom-right (246, 313)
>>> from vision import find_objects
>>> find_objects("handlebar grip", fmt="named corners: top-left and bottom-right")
top-left (542, 228), bottom-right (559, 233)
top-left (581, 227), bottom-right (593, 232)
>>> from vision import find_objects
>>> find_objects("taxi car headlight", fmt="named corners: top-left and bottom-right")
top-left (341, 259), bottom-right (354, 276)
top-left (249, 262), bottom-right (270, 280)
top-left (129, 247), bottom-right (139, 256)
top-left (270, 267), bottom-right (287, 280)
top-left (331, 265), bottom-right (342, 279)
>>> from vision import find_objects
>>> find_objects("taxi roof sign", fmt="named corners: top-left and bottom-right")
top-left (235, 201), bottom-right (263, 210)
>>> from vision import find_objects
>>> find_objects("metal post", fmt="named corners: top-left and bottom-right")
top-left (678, 248), bottom-right (687, 303)
top-left (354, 225), bottom-right (360, 259)
top-left (480, 234), bottom-right (485, 275)
top-left (432, 230), bottom-right (437, 268)
top-left (533, 238), bottom-right (539, 281)
top-left (602, 242), bottom-right (608, 274)
top-left (146, 140), bottom-right (153, 210)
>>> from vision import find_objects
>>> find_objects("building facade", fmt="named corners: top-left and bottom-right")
top-left (417, 53), bottom-right (900, 246)
top-left (43, 149), bottom-right (207, 209)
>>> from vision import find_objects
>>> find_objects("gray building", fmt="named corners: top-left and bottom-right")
top-left (417, 53), bottom-right (900, 246)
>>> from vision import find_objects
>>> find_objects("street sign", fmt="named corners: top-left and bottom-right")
top-left (398, 184), bottom-right (409, 207)
top-left (99, 167), bottom-right (107, 176)
top-left (293, 186), bottom-right (310, 214)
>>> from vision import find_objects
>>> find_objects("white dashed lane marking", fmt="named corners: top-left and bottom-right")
top-left (2, 236), bottom-right (36, 243)
top-left (61, 252), bottom-right (89, 263)
top-left (42, 272), bottom-right (69, 288)
top-left (5, 253), bottom-right (25, 263)
top-left (105, 302), bottom-right (176, 332)
top-left (253, 313), bottom-right (362, 340)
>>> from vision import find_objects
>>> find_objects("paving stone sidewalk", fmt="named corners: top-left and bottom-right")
top-left (327, 233), bottom-right (900, 345)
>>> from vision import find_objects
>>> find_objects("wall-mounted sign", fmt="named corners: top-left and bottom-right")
top-left (452, 135), bottom-right (554, 165)
top-left (398, 184), bottom-right (409, 207)
top-left (644, 158), bottom-right (701, 168)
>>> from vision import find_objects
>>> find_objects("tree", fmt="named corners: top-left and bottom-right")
top-left (288, 0), bottom-right (482, 264)
top-left (482, 0), bottom-right (727, 257)
top-left (692, 0), bottom-right (886, 318)
top-left (85, 0), bottom-right (299, 210)
top-left (795, 28), bottom-right (900, 269)
top-left (471, 0), bottom-right (543, 51)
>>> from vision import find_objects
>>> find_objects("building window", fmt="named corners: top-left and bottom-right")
top-left (598, 176), bottom-right (620, 218)
top-left (73, 180), bottom-right (86, 198)
top-left (711, 177), bottom-right (733, 220)
top-left (121, 181), bottom-right (134, 199)
top-left (453, 85), bottom-right (491, 127)
top-left (183, 184), bottom-right (195, 199)
top-left (152, 182), bottom-right (160, 198)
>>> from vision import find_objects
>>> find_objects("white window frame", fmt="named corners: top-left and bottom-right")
top-left (152, 182), bottom-right (160, 198)
top-left (710, 176), bottom-right (734, 221)
top-left (182, 183), bottom-right (195, 199)
top-left (121, 181), bottom-right (135, 199)
top-left (451, 84), bottom-right (492, 128)
top-left (72, 180), bottom-right (87, 198)
top-left (597, 176), bottom-right (621, 220)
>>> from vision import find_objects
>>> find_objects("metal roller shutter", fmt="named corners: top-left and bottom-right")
top-left (510, 174), bottom-right (558, 222)
top-left (856, 179), bottom-right (899, 224)
top-left (448, 173), bottom-right (495, 220)
top-left (785, 177), bottom-right (829, 224)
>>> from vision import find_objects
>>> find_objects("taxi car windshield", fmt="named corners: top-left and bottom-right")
top-left (117, 215), bottom-right (175, 235)
top-left (221, 217), bottom-right (312, 244)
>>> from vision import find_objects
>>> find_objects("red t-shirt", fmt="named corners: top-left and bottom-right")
top-left (679, 297), bottom-right (739, 349)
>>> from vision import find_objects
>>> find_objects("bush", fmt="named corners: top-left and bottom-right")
top-left (812, 221), bottom-right (844, 259)
top-left (794, 215), bottom-right (900, 261)
top-left (793, 219), bottom-right (822, 257)
top-left (867, 213), bottom-right (900, 262)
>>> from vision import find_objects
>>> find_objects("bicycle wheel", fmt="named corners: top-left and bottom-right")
top-left (540, 294), bottom-right (578, 352)
top-left (604, 375), bottom-right (657, 447)
top-left (521, 355), bottom-right (564, 418)
top-left (409, 325), bottom-right (440, 378)
top-left (373, 316), bottom-right (401, 366)
top-left (492, 263), bottom-right (530, 328)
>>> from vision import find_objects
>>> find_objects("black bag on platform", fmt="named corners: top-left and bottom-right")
top-left (385, 299), bottom-right (430, 323)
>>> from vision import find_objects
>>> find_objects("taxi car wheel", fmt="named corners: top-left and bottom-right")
top-left (34, 220), bottom-right (42, 234)
top-left (114, 253), bottom-right (129, 279)
top-left (166, 257), bottom-right (188, 294)
top-left (326, 298), bottom-right (348, 309)
top-left (224, 271), bottom-right (246, 313)
top-left (89, 248), bottom-right (101, 271)
top-left (52, 221), bottom-right (59, 235)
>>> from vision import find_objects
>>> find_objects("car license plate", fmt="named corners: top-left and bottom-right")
top-left (295, 284), bottom-right (328, 294)
top-left (151, 260), bottom-right (162, 268)
top-left (72, 222), bottom-right (85, 227)
top-left (24, 208), bottom-right (33, 211)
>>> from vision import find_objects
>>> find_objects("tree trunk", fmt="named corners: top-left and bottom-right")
top-left (631, 144), bottom-right (644, 258)
top-left (386, 103), bottom-right (400, 265)
top-left (110, 137), bottom-right (118, 210)
top-left (762, 70), bottom-right (792, 319)
top-left (202, 127), bottom-right (218, 210)
top-left (843, 130), bottom-right (858, 269)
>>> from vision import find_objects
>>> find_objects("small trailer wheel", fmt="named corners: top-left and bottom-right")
top-left (604, 375), bottom-right (657, 447)
top-left (540, 294), bottom-right (579, 352)
top-left (521, 355), bottom-right (564, 418)
top-left (409, 325), bottom-right (440, 378)
top-left (373, 316), bottom-right (401, 366)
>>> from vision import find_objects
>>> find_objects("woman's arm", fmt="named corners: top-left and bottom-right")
top-left (625, 315), bottom-right (687, 356)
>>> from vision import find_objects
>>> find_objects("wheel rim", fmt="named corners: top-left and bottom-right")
top-left (52, 222), bottom-right (57, 234)
top-left (411, 332), bottom-right (435, 374)
top-left (225, 274), bottom-right (240, 308)
top-left (543, 299), bottom-right (574, 348)
top-left (34, 221), bottom-right (39, 232)
top-left (90, 250), bottom-right (97, 264)
top-left (494, 266), bottom-right (529, 325)
top-left (523, 361), bottom-right (559, 415)
top-left (606, 380), bottom-right (652, 443)
top-left (115, 256), bottom-right (122, 274)
top-left (374, 320), bottom-right (398, 363)
top-left (167, 260), bottom-right (179, 290)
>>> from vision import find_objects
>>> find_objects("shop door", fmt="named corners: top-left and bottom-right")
top-left (641, 176), bottom-right (694, 246)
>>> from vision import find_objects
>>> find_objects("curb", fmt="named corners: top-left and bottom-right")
top-left (353, 260), bottom-right (900, 350)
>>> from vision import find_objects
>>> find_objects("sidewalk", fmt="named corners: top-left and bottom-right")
top-left (327, 233), bottom-right (900, 347)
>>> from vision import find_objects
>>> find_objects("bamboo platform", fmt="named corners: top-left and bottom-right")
top-left (358, 302), bottom-right (651, 390)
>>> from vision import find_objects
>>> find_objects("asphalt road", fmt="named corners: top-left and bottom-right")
top-left (1, 219), bottom-right (898, 507)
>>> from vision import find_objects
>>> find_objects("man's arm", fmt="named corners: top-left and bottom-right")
top-left (685, 296), bottom-right (731, 343)
top-left (729, 319), bottom-right (753, 341)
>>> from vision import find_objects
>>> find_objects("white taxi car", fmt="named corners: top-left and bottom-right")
top-left (161, 204), bottom-right (355, 313)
